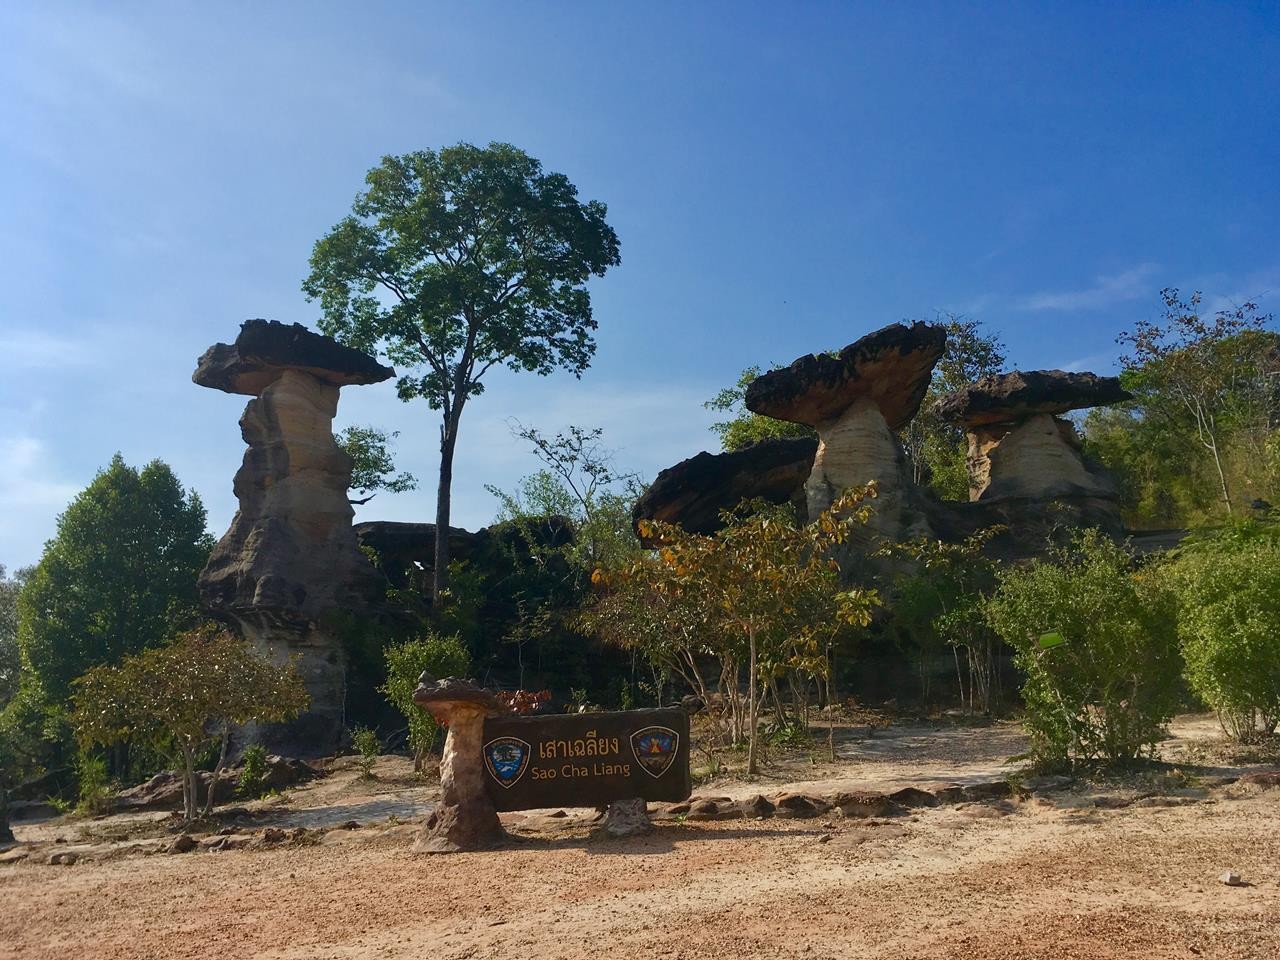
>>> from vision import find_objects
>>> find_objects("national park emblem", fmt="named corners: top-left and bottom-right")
top-left (483, 736), bottom-right (531, 788)
top-left (629, 725), bottom-right (679, 779)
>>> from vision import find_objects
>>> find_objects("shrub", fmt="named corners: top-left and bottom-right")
top-left (351, 726), bottom-right (381, 778)
top-left (1170, 534), bottom-right (1280, 740)
top-left (379, 633), bottom-right (470, 772)
top-left (237, 744), bottom-right (269, 798)
top-left (74, 749), bottom-right (114, 815)
top-left (70, 624), bottom-right (309, 821)
top-left (985, 531), bottom-right (1180, 766)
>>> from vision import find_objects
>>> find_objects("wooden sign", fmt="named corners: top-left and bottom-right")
top-left (481, 708), bottom-right (692, 811)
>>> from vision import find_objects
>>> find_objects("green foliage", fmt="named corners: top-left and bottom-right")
top-left (704, 366), bottom-right (816, 452)
top-left (490, 422), bottom-right (643, 574)
top-left (985, 531), bottom-right (1180, 766)
top-left (304, 142), bottom-right (621, 597)
top-left (380, 633), bottom-right (470, 768)
top-left (1168, 529), bottom-right (1280, 740)
top-left (74, 749), bottom-right (113, 816)
top-left (617, 678), bottom-right (634, 711)
top-left (70, 624), bottom-right (308, 819)
top-left (0, 683), bottom-right (55, 793)
top-left (336, 425), bottom-right (417, 502)
top-left (17, 455), bottom-right (213, 705)
top-left (351, 726), bottom-right (381, 777)
top-left (878, 529), bottom-right (1003, 711)
top-left (600, 488), bottom-right (881, 773)
top-left (0, 564), bottom-right (30, 711)
top-left (1082, 403), bottom-right (1207, 528)
top-left (1110, 290), bottom-right (1278, 522)
top-left (237, 744), bottom-right (269, 799)
top-left (900, 315), bottom-right (1007, 499)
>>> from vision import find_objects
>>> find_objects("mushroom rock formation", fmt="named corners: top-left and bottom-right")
top-left (194, 319), bottom-right (394, 753)
top-left (935, 370), bottom-right (1131, 505)
top-left (743, 322), bottom-right (947, 537)
top-left (631, 436), bottom-right (818, 545)
top-left (412, 678), bottom-right (511, 853)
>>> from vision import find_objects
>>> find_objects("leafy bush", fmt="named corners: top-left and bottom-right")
top-left (985, 531), bottom-right (1180, 766)
top-left (237, 744), bottom-right (269, 798)
top-left (351, 726), bottom-right (381, 778)
top-left (380, 633), bottom-right (470, 772)
top-left (70, 624), bottom-right (309, 820)
top-left (74, 749), bottom-right (114, 815)
top-left (1169, 531), bottom-right (1280, 740)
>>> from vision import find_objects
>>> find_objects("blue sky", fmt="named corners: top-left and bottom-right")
top-left (2, 2), bottom-right (1278, 568)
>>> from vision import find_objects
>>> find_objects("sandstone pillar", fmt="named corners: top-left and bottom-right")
top-left (193, 319), bottom-right (395, 754)
top-left (744, 321), bottom-right (946, 540)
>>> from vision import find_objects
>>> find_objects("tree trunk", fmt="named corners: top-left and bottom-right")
top-left (1208, 435), bottom-right (1233, 515)
top-left (0, 787), bottom-right (13, 844)
top-left (202, 725), bottom-right (231, 818)
top-left (746, 630), bottom-right (760, 776)
top-left (181, 745), bottom-right (198, 823)
top-left (432, 411), bottom-right (463, 603)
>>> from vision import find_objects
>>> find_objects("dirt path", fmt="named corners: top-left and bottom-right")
top-left (5, 715), bottom-right (1278, 959)
top-left (4, 788), bottom-right (1278, 960)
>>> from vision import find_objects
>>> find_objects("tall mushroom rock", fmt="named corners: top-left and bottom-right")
top-left (934, 370), bottom-right (1131, 510)
top-left (193, 319), bottom-right (394, 753)
top-left (743, 322), bottom-right (947, 538)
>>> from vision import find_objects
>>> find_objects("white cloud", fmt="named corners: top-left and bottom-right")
top-left (0, 435), bottom-right (78, 566)
top-left (1020, 263), bottom-right (1160, 312)
top-left (0, 329), bottom-right (95, 369)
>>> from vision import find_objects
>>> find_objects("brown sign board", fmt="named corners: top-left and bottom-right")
top-left (481, 708), bottom-right (692, 812)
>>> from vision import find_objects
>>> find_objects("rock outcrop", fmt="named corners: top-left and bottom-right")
top-left (355, 517), bottom-right (574, 592)
top-left (631, 436), bottom-right (817, 546)
top-left (744, 322), bottom-right (947, 537)
top-left (935, 371), bottom-right (1130, 504)
top-left (195, 319), bottom-right (394, 753)
top-left (637, 331), bottom-right (1136, 566)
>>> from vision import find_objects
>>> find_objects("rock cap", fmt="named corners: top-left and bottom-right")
top-left (412, 677), bottom-right (509, 720)
top-left (744, 322), bottom-right (947, 430)
top-left (632, 436), bottom-right (817, 545)
top-left (935, 370), bottom-right (1132, 428)
top-left (193, 319), bottom-right (394, 396)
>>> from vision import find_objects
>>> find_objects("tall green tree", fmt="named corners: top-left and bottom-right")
top-left (17, 455), bottom-right (213, 704)
top-left (1117, 289), bottom-right (1276, 516)
top-left (0, 564), bottom-right (30, 711)
top-left (303, 142), bottom-right (621, 600)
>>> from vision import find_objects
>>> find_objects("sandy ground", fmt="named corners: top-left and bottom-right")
top-left (4, 715), bottom-right (1279, 960)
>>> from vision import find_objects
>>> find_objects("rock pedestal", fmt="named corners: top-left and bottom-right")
top-left (743, 322), bottom-right (946, 538)
top-left (935, 371), bottom-right (1131, 506)
top-left (412, 679), bottom-right (511, 854)
top-left (194, 320), bottom-right (394, 754)
top-left (596, 797), bottom-right (653, 839)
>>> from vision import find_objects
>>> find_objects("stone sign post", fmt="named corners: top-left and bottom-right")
top-left (412, 678), bottom-right (510, 854)
top-left (481, 709), bottom-right (691, 811)
top-left (412, 677), bottom-right (692, 853)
